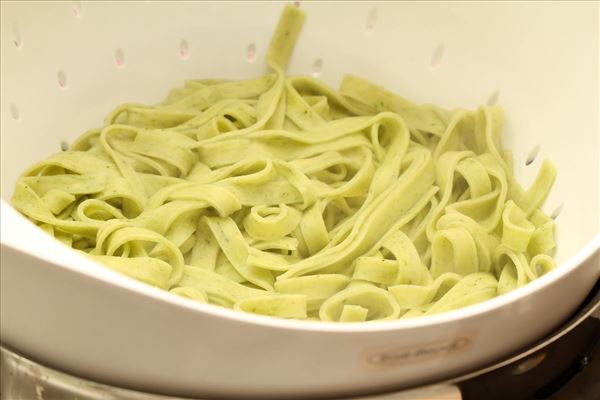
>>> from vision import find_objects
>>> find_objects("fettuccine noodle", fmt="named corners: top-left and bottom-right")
top-left (12, 5), bottom-right (557, 322)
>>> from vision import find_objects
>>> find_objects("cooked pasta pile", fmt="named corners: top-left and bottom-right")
top-left (12, 5), bottom-right (557, 322)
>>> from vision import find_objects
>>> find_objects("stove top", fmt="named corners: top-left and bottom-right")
top-left (2, 280), bottom-right (599, 400)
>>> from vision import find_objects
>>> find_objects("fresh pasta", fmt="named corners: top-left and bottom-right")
top-left (12, 5), bottom-right (557, 322)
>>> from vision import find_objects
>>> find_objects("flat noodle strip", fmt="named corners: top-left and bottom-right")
top-left (12, 5), bottom-right (557, 322)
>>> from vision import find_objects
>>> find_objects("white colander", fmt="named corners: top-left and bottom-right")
top-left (1, 2), bottom-right (599, 399)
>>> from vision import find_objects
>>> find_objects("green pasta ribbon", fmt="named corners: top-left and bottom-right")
top-left (12, 5), bottom-right (557, 322)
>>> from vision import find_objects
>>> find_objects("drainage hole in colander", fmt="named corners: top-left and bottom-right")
top-left (179, 40), bottom-right (190, 60)
top-left (72, 1), bottom-right (83, 18)
top-left (246, 43), bottom-right (257, 63)
top-left (550, 204), bottom-right (563, 220)
top-left (430, 44), bottom-right (445, 69)
top-left (487, 90), bottom-right (500, 106)
top-left (115, 49), bottom-right (126, 69)
top-left (60, 141), bottom-right (69, 152)
top-left (366, 8), bottom-right (378, 31)
top-left (9, 103), bottom-right (20, 121)
top-left (312, 58), bottom-right (323, 78)
top-left (525, 145), bottom-right (540, 166)
top-left (57, 70), bottom-right (67, 89)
